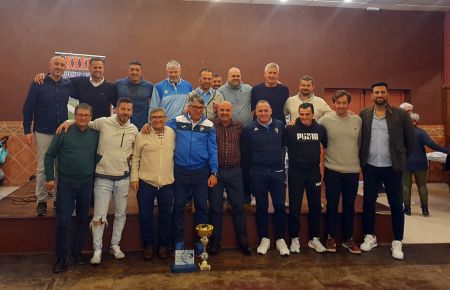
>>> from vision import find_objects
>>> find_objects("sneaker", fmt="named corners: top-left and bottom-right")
top-left (90, 249), bottom-right (102, 265)
top-left (250, 196), bottom-right (256, 207)
top-left (342, 238), bottom-right (362, 254)
top-left (276, 239), bottom-right (290, 256)
top-left (308, 237), bottom-right (326, 253)
top-left (36, 202), bottom-right (47, 217)
top-left (109, 244), bottom-right (125, 259)
top-left (391, 240), bottom-right (404, 260)
top-left (360, 234), bottom-right (378, 252)
top-left (326, 237), bottom-right (336, 253)
top-left (256, 238), bottom-right (270, 255)
top-left (289, 237), bottom-right (301, 253)
top-left (195, 242), bottom-right (204, 257)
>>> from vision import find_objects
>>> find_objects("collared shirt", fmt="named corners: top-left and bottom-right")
top-left (367, 114), bottom-right (392, 167)
top-left (195, 87), bottom-right (213, 104)
top-left (256, 118), bottom-right (273, 129)
top-left (213, 119), bottom-right (243, 168)
top-left (90, 76), bottom-right (105, 87)
top-left (284, 93), bottom-right (332, 121)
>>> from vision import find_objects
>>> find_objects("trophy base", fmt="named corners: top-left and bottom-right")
top-left (170, 263), bottom-right (199, 273)
top-left (198, 261), bottom-right (211, 271)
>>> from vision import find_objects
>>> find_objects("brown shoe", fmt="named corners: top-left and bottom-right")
top-left (326, 237), bottom-right (336, 253)
top-left (143, 246), bottom-right (153, 260)
top-left (158, 247), bottom-right (169, 259)
top-left (342, 238), bottom-right (361, 254)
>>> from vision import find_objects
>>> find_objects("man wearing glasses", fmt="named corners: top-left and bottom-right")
top-left (44, 103), bottom-right (99, 273)
top-left (167, 94), bottom-right (218, 256)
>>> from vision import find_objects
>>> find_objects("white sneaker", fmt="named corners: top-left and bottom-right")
top-left (308, 237), bottom-right (326, 253)
top-left (360, 234), bottom-right (378, 252)
top-left (391, 240), bottom-right (404, 260)
top-left (290, 237), bottom-right (301, 253)
top-left (109, 244), bottom-right (125, 259)
top-left (90, 249), bottom-right (102, 265)
top-left (250, 196), bottom-right (256, 207)
top-left (276, 239), bottom-right (290, 256)
top-left (256, 238), bottom-right (270, 255)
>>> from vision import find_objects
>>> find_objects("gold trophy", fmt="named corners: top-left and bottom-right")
top-left (195, 224), bottom-right (214, 271)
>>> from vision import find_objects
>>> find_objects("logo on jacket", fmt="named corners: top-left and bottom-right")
top-left (199, 126), bottom-right (205, 131)
top-left (275, 128), bottom-right (279, 134)
top-left (253, 127), bottom-right (259, 132)
top-left (164, 90), bottom-right (168, 95)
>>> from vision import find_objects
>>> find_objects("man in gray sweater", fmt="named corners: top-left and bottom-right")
top-left (318, 90), bottom-right (362, 255)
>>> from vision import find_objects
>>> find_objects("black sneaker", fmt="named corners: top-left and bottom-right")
top-left (53, 257), bottom-right (68, 273)
top-left (36, 202), bottom-right (47, 217)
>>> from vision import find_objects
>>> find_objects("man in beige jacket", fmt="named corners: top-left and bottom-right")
top-left (130, 108), bottom-right (176, 260)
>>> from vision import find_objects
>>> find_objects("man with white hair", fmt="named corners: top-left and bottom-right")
top-left (399, 102), bottom-right (414, 115)
top-left (149, 60), bottom-right (193, 120)
top-left (251, 63), bottom-right (289, 124)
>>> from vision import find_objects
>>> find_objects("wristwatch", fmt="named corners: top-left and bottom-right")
top-left (211, 172), bottom-right (218, 177)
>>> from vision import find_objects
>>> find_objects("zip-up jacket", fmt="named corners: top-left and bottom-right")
top-left (167, 113), bottom-right (218, 173)
top-left (149, 79), bottom-right (193, 120)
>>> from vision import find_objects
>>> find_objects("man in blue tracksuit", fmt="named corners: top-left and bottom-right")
top-left (149, 60), bottom-right (193, 120)
top-left (167, 94), bottom-right (218, 255)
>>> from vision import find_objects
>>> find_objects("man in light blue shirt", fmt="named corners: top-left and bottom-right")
top-left (149, 60), bottom-right (192, 120)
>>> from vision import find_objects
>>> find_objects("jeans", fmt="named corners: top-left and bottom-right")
top-left (250, 168), bottom-right (286, 240)
top-left (173, 166), bottom-right (210, 244)
top-left (362, 164), bottom-right (404, 241)
top-left (55, 178), bottom-right (93, 258)
top-left (288, 167), bottom-right (322, 239)
top-left (137, 180), bottom-right (173, 247)
top-left (209, 165), bottom-right (248, 245)
top-left (91, 177), bottom-right (130, 250)
top-left (403, 170), bottom-right (428, 206)
top-left (324, 168), bottom-right (359, 240)
top-left (35, 132), bottom-right (55, 203)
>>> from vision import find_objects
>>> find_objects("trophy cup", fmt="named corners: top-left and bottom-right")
top-left (195, 224), bottom-right (214, 271)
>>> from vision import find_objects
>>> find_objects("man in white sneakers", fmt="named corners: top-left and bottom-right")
top-left (359, 82), bottom-right (416, 260)
top-left (58, 97), bottom-right (138, 265)
top-left (241, 100), bottom-right (289, 256)
top-left (284, 103), bottom-right (328, 254)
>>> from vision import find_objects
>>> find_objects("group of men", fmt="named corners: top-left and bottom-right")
top-left (23, 55), bottom-right (416, 274)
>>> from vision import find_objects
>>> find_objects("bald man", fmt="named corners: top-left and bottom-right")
top-left (23, 55), bottom-right (76, 217)
top-left (209, 101), bottom-right (252, 256)
top-left (218, 67), bottom-right (253, 204)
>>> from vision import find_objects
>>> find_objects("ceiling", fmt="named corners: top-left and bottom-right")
top-left (185, 0), bottom-right (450, 11)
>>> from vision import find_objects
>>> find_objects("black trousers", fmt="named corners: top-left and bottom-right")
top-left (362, 164), bottom-right (404, 241)
top-left (324, 168), bottom-right (359, 240)
top-left (288, 167), bottom-right (322, 239)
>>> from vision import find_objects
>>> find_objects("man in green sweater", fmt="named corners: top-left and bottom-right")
top-left (45, 103), bottom-right (99, 273)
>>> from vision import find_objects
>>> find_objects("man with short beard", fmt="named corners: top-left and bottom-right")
top-left (359, 82), bottom-right (416, 260)
top-left (116, 61), bottom-right (153, 130)
top-left (284, 75), bottom-right (332, 122)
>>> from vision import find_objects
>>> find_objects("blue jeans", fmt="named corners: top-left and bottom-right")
top-left (173, 166), bottom-right (210, 244)
top-left (137, 180), bottom-right (174, 247)
top-left (92, 177), bottom-right (130, 250)
top-left (55, 178), bottom-right (93, 258)
top-left (250, 168), bottom-right (286, 240)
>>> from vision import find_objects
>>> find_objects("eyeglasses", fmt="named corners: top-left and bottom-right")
top-left (151, 116), bottom-right (166, 120)
top-left (75, 113), bottom-right (92, 118)
top-left (190, 105), bottom-right (205, 110)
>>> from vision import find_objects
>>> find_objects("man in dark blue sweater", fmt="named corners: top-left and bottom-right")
top-left (34, 57), bottom-right (118, 120)
top-left (242, 100), bottom-right (289, 256)
top-left (23, 55), bottom-right (75, 217)
top-left (250, 63), bottom-right (289, 124)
